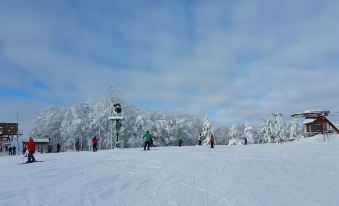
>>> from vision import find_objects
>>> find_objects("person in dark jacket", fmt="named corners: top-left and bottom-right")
top-left (178, 138), bottom-right (183, 147)
top-left (26, 137), bottom-right (36, 163)
top-left (198, 134), bottom-right (202, 145)
top-left (12, 146), bottom-right (16, 155)
top-left (75, 138), bottom-right (80, 152)
top-left (8, 146), bottom-right (12, 156)
top-left (92, 137), bottom-right (98, 152)
top-left (57, 143), bottom-right (61, 153)
top-left (47, 144), bottom-right (52, 153)
top-left (210, 135), bottom-right (216, 148)
top-left (143, 131), bottom-right (153, 150)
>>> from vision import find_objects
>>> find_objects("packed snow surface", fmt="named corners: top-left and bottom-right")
top-left (1, 135), bottom-right (339, 206)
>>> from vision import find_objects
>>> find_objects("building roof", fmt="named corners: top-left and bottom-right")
top-left (292, 110), bottom-right (330, 118)
top-left (303, 119), bottom-right (317, 125)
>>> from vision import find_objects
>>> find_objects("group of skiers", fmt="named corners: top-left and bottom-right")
top-left (198, 133), bottom-right (216, 148)
top-left (74, 136), bottom-right (98, 152)
top-left (21, 132), bottom-right (217, 162)
top-left (5, 145), bottom-right (17, 155)
top-left (142, 131), bottom-right (217, 150)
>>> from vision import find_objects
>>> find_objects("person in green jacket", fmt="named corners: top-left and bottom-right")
top-left (143, 131), bottom-right (153, 150)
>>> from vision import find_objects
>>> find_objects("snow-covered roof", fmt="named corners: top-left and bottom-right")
top-left (303, 119), bottom-right (316, 124)
top-left (22, 138), bottom-right (49, 143)
top-left (292, 110), bottom-right (330, 118)
top-left (304, 110), bottom-right (328, 114)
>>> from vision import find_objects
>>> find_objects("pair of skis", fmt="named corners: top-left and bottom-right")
top-left (20, 154), bottom-right (43, 164)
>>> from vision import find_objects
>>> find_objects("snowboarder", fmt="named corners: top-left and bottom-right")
top-left (198, 134), bottom-right (202, 145)
top-left (143, 131), bottom-right (153, 150)
top-left (92, 137), bottom-right (98, 152)
top-left (178, 137), bottom-right (183, 147)
top-left (210, 135), bottom-right (216, 148)
top-left (75, 138), bottom-right (80, 152)
top-left (57, 143), bottom-right (61, 153)
top-left (26, 137), bottom-right (36, 163)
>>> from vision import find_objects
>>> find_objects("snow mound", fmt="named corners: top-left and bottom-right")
top-left (296, 134), bottom-right (339, 144)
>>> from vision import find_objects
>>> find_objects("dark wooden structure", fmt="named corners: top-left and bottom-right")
top-left (0, 123), bottom-right (21, 152)
top-left (292, 110), bottom-right (339, 137)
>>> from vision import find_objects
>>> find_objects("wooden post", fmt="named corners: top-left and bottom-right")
top-left (320, 117), bottom-right (324, 134)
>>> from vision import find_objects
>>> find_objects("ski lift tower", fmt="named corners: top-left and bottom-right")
top-left (108, 103), bottom-right (123, 148)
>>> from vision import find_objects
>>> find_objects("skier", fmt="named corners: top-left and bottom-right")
top-left (143, 131), bottom-right (153, 150)
top-left (210, 135), bottom-right (216, 148)
top-left (75, 138), bottom-right (80, 152)
top-left (26, 137), bottom-right (36, 163)
top-left (12, 146), bottom-right (16, 155)
top-left (178, 137), bottom-right (183, 147)
top-left (92, 136), bottom-right (98, 152)
top-left (57, 143), bottom-right (61, 153)
top-left (47, 144), bottom-right (52, 153)
top-left (244, 137), bottom-right (248, 145)
top-left (8, 146), bottom-right (12, 156)
top-left (198, 134), bottom-right (202, 145)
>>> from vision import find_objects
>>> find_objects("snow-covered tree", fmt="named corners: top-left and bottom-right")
top-left (272, 113), bottom-right (285, 143)
top-left (201, 115), bottom-right (214, 146)
top-left (244, 124), bottom-right (254, 144)
top-left (259, 117), bottom-right (274, 143)
top-left (228, 124), bottom-right (242, 145)
top-left (288, 118), bottom-right (303, 140)
top-left (31, 88), bottom-right (202, 150)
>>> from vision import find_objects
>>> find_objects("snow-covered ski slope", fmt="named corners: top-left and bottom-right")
top-left (1, 135), bottom-right (339, 206)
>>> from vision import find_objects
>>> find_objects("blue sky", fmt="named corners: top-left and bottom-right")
top-left (1, 0), bottom-right (339, 134)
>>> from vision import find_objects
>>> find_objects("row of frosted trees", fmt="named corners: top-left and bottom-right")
top-left (200, 114), bottom-right (303, 145)
top-left (30, 89), bottom-right (202, 151)
top-left (30, 89), bottom-right (304, 151)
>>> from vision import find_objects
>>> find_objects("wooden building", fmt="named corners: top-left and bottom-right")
top-left (291, 110), bottom-right (339, 137)
top-left (22, 138), bottom-right (50, 153)
top-left (0, 123), bottom-right (21, 152)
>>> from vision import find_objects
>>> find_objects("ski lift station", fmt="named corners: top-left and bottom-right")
top-left (291, 110), bottom-right (339, 137)
top-left (0, 123), bottom-right (21, 152)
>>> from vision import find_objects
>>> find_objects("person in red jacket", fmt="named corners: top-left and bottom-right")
top-left (92, 136), bottom-right (98, 152)
top-left (26, 137), bottom-right (36, 163)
